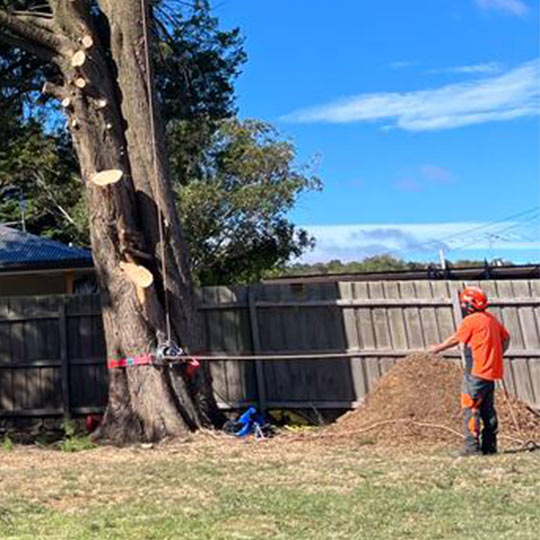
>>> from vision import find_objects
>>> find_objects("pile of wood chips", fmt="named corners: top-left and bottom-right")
top-left (331, 353), bottom-right (540, 449)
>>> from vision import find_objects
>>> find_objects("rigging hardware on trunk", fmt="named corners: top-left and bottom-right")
top-left (154, 331), bottom-right (184, 366)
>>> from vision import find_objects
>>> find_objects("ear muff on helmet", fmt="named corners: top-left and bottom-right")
top-left (459, 287), bottom-right (488, 311)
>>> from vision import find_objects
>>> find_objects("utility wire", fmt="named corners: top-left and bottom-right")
top-left (449, 210), bottom-right (540, 247)
top-left (436, 206), bottom-right (539, 244)
top-left (446, 211), bottom-right (540, 256)
top-left (379, 207), bottom-right (540, 261)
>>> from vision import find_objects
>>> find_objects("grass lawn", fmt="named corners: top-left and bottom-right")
top-left (0, 432), bottom-right (539, 539)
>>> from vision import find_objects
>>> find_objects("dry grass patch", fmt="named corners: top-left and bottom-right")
top-left (0, 432), bottom-right (539, 539)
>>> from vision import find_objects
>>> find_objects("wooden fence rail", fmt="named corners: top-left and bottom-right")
top-left (1, 279), bottom-right (539, 418)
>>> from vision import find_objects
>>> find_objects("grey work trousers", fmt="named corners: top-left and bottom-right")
top-left (462, 373), bottom-right (498, 454)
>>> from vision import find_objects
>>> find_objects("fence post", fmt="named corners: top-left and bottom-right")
top-left (248, 287), bottom-right (267, 412)
top-left (58, 299), bottom-right (71, 418)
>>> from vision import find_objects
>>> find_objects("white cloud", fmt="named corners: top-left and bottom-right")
top-left (298, 222), bottom-right (540, 263)
top-left (476, 0), bottom-right (528, 16)
top-left (281, 59), bottom-right (540, 132)
top-left (429, 62), bottom-right (502, 75)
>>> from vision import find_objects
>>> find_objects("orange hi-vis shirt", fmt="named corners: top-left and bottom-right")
top-left (455, 311), bottom-right (510, 381)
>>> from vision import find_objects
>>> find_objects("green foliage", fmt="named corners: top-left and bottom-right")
top-left (178, 119), bottom-right (321, 284)
top-left (280, 255), bottom-right (509, 277)
top-left (59, 419), bottom-right (96, 453)
top-left (156, 0), bottom-right (246, 123)
top-left (1, 434), bottom-right (13, 452)
top-left (0, 117), bottom-right (88, 245)
top-left (283, 255), bottom-right (424, 276)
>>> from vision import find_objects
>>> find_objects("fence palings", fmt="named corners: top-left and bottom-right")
top-left (0, 279), bottom-right (539, 418)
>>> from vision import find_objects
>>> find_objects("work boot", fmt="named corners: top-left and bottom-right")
top-left (482, 434), bottom-right (497, 455)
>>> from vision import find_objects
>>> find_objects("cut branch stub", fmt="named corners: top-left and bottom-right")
top-left (71, 50), bottom-right (87, 67)
top-left (96, 98), bottom-right (108, 109)
top-left (61, 97), bottom-right (72, 108)
top-left (81, 35), bottom-right (94, 49)
top-left (90, 169), bottom-right (123, 186)
top-left (120, 262), bottom-right (154, 288)
top-left (74, 77), bottom-right (87, 89)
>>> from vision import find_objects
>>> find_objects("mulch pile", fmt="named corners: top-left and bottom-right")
top-left (331, 353), bottom-right (540, 448)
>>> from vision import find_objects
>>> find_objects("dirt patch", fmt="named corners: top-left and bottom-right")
top-left (329, 353), bottom-right (540, 448)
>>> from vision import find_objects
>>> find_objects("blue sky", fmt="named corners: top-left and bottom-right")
top-left (216, 0), bottom-right (540, 264)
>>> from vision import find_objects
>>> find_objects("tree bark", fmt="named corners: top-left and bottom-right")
top-left (0, 0), bottom-right (222, 443)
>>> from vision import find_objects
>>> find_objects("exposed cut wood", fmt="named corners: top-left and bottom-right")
top-left (61, 97), bottom-right (72, 108)
top-left (120, 262), bottom-right (154, 288)
top-left (71, 50), bottom-right (86, 67)
top-left (96, 98), bottom-right (108, 109)
top-left (136, 286), bottom-right (146, 305)
top-left (74, 77), bottom-right (87, 89)
top-left (90, 169), bottom-right (123, 186)
top-left (81, 35), bottom-right (94, 49)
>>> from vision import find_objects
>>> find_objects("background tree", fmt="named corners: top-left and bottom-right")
top-left (0, 115), bottom-right (86, 243)
top-left (178, 119), bottom-right (320, 285)
top-left (0, 0), bottom-right (223, 443)
top-left (281, 255), bottom-right (510, 277)
top-left (0, 37), bottom-right (85, 240)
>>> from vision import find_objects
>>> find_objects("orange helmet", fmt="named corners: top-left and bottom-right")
top-left (459, 286), bottom-right (488, 311)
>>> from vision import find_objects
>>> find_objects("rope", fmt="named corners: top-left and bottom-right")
top-left (499, 379), bottom-right (525, 439)
top-left (284, 419), bottom-right (466, 441)
top-left (283, 419), bottom-right (539, 451)
top-left (140, 0), bottom-right (171, 341)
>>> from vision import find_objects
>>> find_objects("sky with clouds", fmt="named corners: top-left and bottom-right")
top-left (216, 0), bottom-right (540, 265)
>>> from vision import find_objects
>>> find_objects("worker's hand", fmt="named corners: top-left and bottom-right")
top-left (427, 344), bottom-right (440, 354)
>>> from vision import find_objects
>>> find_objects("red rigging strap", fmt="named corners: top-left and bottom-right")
top-left (107, 354), bottom-right (154, 369)
top-left (107, 354), bottom-right (200, 376)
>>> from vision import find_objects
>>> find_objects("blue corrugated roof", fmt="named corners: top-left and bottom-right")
top-left (0, 225), bottom-right (93, 269)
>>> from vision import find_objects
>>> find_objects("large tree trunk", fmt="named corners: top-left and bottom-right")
top-left (0, 1), bottom-right (222, 443)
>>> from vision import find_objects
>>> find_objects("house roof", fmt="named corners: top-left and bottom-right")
top-left (0, 225), bottom-right (93, 271)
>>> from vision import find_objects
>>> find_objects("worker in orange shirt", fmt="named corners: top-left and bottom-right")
top-left (429, 287), bottom-right (510, 456)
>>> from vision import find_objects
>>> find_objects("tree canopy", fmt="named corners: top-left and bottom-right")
top-left (280, 255), bottom-right (511, 277)
top-left (179, 119), bottom-right (320, 284)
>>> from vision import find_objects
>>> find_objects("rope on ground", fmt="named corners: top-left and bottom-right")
top-left (282, 418), bottom-right (539, 451)
top-left (284, 418), bottom-right (465, 442)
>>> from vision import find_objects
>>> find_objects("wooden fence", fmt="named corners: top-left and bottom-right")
top-left (0, 295), bottom-right (106, 418)
top-left (200, 279), bottom-right (540, 411)
top-left (1, 279), bottom-right (539, 418)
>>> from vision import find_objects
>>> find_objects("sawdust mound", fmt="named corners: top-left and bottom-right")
top-left (332, 353), bottom-right (540, 448)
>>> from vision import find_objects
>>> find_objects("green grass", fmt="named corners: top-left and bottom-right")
top-left (0, 435), bottom-right (538, 539)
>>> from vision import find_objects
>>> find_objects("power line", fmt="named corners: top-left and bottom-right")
top-left (438, 206), bottom-right (539, 244)
top-left (447, 211), bottom-right (540, 250)
top-left (445, 211), bottom-right (540, 258)
top-left (374, 207), bottom-right (540, 261)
